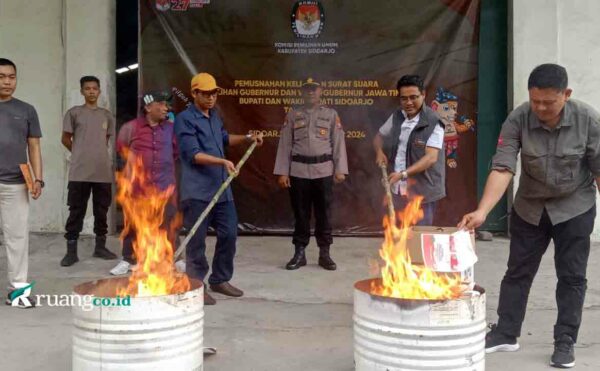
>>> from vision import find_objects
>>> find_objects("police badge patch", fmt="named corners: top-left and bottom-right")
top-left (291, 1), bottom-right (325, 39)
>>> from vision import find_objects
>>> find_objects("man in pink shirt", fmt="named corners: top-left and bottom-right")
top-left (110, 91), bottom-right (179, 275)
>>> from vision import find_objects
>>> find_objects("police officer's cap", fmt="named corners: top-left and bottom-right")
top-left (301, 77), bottom-right (320, 89)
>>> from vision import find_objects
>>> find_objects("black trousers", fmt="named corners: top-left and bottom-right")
top-left (496, 207), bottom-right (594, 342)
top-left (289, 176), bottom-right (333, 248)
top-left (121, 201), bottom-right (179, 264)
top-left (64, 181), bottom-right (112, 240)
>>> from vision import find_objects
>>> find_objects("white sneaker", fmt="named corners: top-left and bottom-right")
top-left (110, 260), bottom-right (135, 276)
top-left (175, 260), bottom-right (186, 273)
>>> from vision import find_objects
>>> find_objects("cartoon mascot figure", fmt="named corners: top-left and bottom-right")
top-left (431, 87), bottom-right (475, 168)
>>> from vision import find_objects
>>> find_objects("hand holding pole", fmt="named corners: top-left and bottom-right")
top-left (173, 141), bottom-right (258, 261)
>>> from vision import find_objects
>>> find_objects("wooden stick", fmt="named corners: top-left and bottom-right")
top-left (380, 164), bottom-right (396, 226)
top-left (173, 141), bottom-right (257, 260)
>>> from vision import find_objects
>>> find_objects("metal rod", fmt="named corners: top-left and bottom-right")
top-left (173, 141), bottom-right (257, 260)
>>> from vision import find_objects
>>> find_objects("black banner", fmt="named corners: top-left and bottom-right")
top-left (140, 0), bottom-right (480, 234)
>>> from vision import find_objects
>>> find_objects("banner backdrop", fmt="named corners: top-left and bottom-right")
top-left (140, 0), bottom-right (481, 234)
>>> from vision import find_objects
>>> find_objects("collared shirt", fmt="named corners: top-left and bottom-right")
top-left (379, 110), bottom-right (444, 194)
top-left (175, 105), bottom-right (232, 203)
top-left (117, 116), bottom-right (178, 191)
top-left (273, 105), bottom-right (348, 179)
top-left (492, 99), bottom-right (600, 225)
top-left (63, 105), bottom-right (115, 183)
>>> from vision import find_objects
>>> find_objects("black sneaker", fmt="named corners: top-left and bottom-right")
top-left (551, 334), bottom-right (575, 368)
top-left (485, 323), bottom-right (520, 353)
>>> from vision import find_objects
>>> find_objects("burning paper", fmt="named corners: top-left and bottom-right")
top-left (421, 230), bottom-right (477, 272)
top-left (370, 196), bottom-right (464, 300)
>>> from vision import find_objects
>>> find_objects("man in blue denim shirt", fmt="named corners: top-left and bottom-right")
top-left (175, 72), bottom-right (263, 305)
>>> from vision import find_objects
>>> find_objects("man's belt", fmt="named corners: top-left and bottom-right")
top-left (291, 154), bottom-right (333, 164)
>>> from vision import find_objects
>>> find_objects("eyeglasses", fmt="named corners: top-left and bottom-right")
top-left (399, 95), bottom-right (422, 103)
top-left (196, 90), bottom-right (218, 98)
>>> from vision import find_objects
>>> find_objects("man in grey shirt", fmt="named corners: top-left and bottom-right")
top-left (60, 76), bottom-right (117, 266)
top-left (459, 64), bottom-right (600, 369)
top-left (0, 58), bottom-right (43, 308)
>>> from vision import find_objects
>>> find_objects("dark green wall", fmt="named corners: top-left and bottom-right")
top-left (477, 0), bottom-right (509, 232)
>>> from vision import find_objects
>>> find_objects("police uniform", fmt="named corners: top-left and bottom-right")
top-left (274, 83), bottom-right (348, 270)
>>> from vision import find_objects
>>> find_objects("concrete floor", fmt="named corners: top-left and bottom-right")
top-left (0, 233), bottom-right (599, 371)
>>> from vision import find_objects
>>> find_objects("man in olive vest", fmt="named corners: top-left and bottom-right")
top-left (373, 74), bottom-right (446, 224)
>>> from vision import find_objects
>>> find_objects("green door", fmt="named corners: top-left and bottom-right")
top-left (477, 0), bottom-right (508, 232)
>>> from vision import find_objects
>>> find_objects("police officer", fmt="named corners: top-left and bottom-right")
top-left (274, 78), bottom-right (348, 271)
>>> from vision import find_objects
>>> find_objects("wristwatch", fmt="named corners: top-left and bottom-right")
top-left (35, 179), bottom-right (45, 188)
top-left (400, 171), bottom-right (408, 180)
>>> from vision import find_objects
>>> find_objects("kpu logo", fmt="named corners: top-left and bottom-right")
top-left (291, 1), bottom-right (325, 39)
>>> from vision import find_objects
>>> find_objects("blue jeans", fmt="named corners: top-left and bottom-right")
top-left (392, 194), bottom-right (437, 226)
top-left (182, 200), bottom-right (238, 285)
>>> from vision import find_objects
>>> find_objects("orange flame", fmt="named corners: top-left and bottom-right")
top-left (115, 148), bottom-right (190, 297)
top-left (370, 196), bottom-right (463, 300)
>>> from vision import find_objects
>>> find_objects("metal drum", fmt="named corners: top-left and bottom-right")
top-left (354, 278), bottom-right (486, 371)
top-left (72, 277), bottom-right (203, 371)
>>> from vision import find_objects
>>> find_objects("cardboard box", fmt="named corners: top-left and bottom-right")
top-left (406, 226), bottom-right (476, 267)
top-left (406, 226), bottom-right (477, 290)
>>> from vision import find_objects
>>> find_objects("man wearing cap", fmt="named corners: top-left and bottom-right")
top-left (373, 74), bottom-right (446, 225)
top-left (175, 72), bottom-right (263, 305)
top-left (274, 78), bottom-right (348, 271)
top-left (60, 75), bottom-right (117, 266)
top-left (110, 91), bottom-right (180, 276)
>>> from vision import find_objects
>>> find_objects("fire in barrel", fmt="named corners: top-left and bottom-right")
top-left (354, 196), bottom-right (486, 371)
top-left (72, 150), bottom-right (204, 371)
